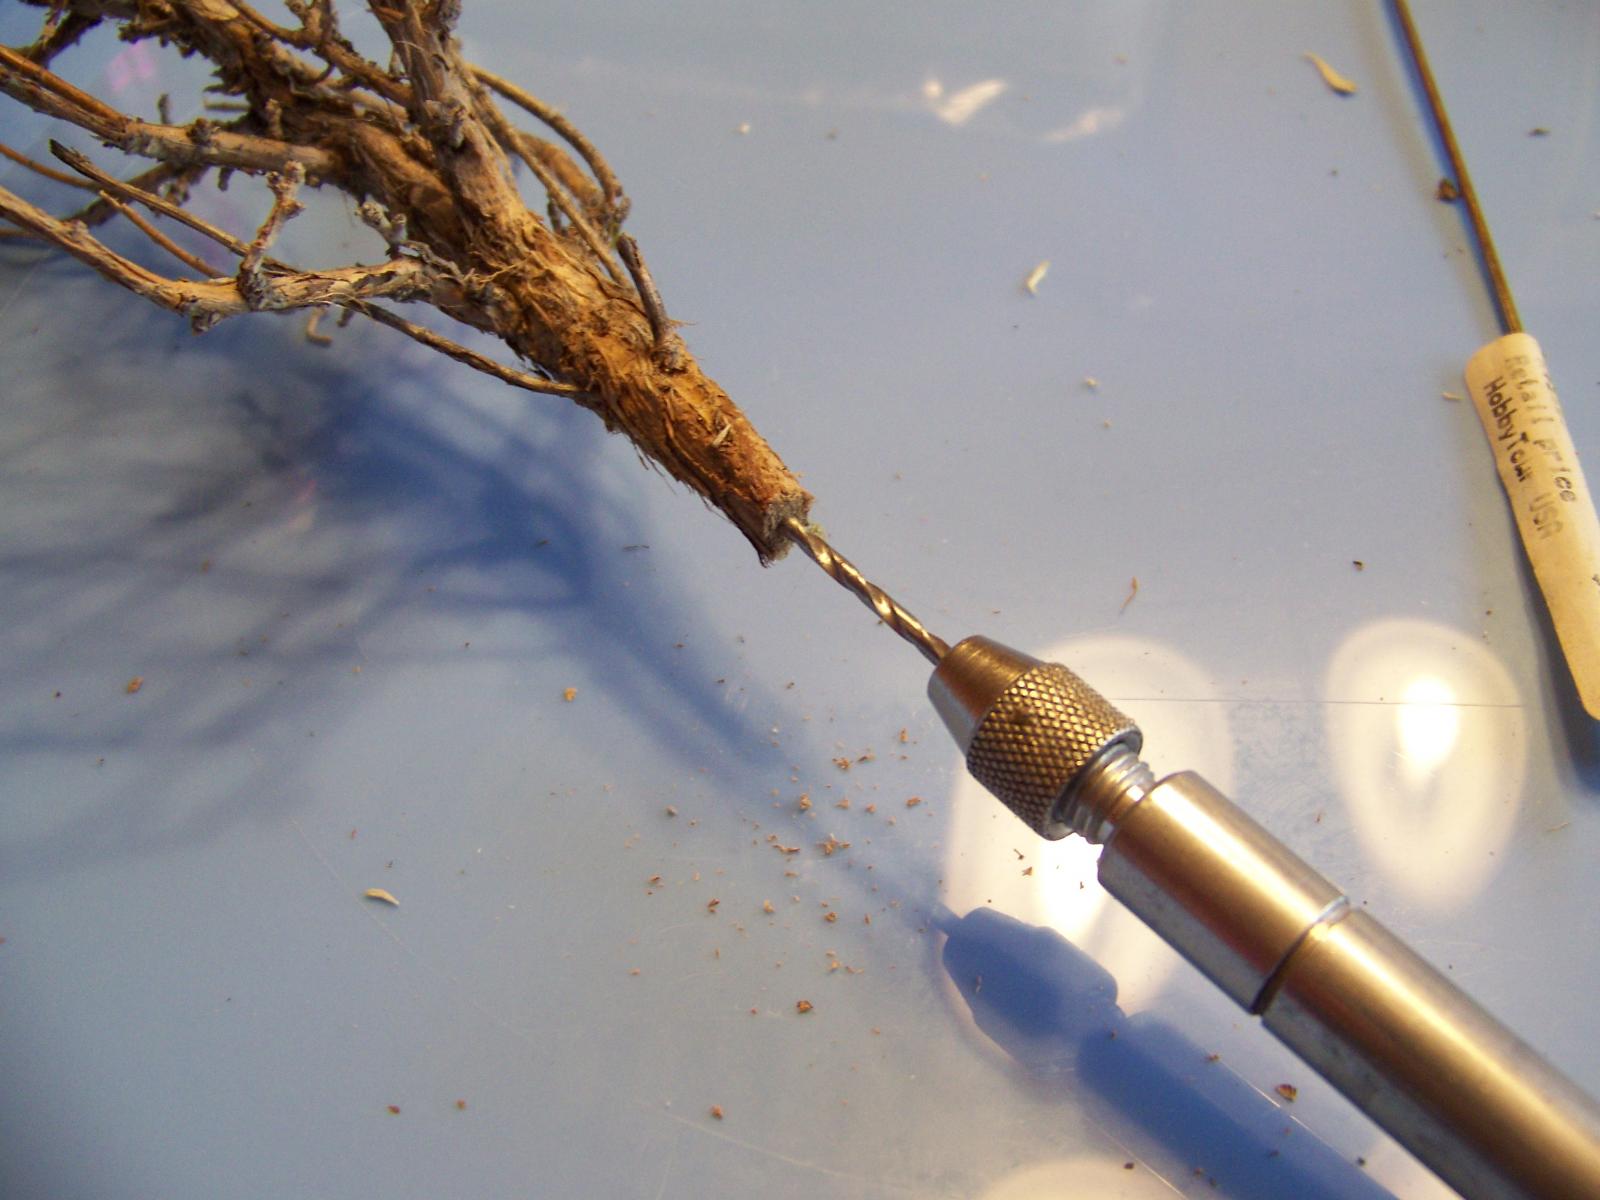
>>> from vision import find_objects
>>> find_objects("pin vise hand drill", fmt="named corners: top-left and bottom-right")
top-left (782, 517), bottom-right (1600, 1200)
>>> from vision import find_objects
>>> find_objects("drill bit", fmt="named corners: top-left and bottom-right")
top-left (1391, 0), bottom-right (1519, 333)
top-left (781, 517), bottom-right (949, 665)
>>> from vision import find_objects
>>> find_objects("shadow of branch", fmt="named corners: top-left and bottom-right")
top-left (0, 275), bottom-right (788, 876)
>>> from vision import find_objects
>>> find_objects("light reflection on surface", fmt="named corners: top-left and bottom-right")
top-left (1324, 619), bottom-right (1526, 910)
top-left (1396, 675), bottom-right (1461, 787)
top-left (1042, 104), bottom-right (1126, 142)
top-left (976, 1155), bottom-right (1176, 1200)
top-left (921, 76), bottom-right (1008, 126)
top-left (941, 635), bottom-right (1233, 1016)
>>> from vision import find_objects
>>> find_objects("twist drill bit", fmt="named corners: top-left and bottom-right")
top-left (780, 517), bottom-right (949, 665)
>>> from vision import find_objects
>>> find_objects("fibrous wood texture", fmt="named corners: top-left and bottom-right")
top-left (0, 1), bottom-right (811, 561)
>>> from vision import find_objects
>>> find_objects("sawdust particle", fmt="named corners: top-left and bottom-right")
top-left (1304, 52), bottom-right (1357, 95)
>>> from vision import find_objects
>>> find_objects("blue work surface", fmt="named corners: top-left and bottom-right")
top-left (2, 3), bottom-right (1597, 1197)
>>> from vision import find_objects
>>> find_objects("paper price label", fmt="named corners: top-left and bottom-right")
top-left (1465, 332), bottom-right (1600, 717)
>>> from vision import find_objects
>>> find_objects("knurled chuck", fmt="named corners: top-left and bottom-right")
top-left (928, 635), bottom-right (1142, 839)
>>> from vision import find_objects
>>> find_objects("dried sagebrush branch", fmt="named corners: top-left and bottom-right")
top-left (0, 0), bottom-right (811, 560)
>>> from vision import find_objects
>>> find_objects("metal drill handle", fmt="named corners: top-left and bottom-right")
top-left (930, 634), bottom-right (1600, 1200)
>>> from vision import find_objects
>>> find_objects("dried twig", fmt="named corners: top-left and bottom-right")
top-left (51, 143), bottom-right (244, 254)
top-left (0, 0), bottom-right (810, 559)
top-left (0, 141), bottom-right (95, 189)
top-left (0, 44), bottom-right (342, 178)
top-left (304, 307), bottom-right (334, 346)
top-left (94, 190), bottom-right (217, 277)
top-left (616, 233), bottom-right (684, 368)
top-left (238, 165), bottom-right (306, 304)
top-left (19, 7), bottom-right (96, 67)
top-left (68, 162), bottom-right (207, 230)
top-left (0, 182), bottom-right (432, 324)
top-left (473, 66), bottom-right (628, 229)
top-left (344, 300), bottom-right (591, 399)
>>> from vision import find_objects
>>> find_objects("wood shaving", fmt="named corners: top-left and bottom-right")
top-left (795, 999), bottom-right (814, 1014)
top-left (1304, 52), bottom-right (1357, 96)
top-left (125, 676), bottom-right (144, 694)
top-left (387, 1104), bottom-right (401, 1115)
top-left (709, 1105), bottom-right (724, 1119)
top-left (1436, 177), bottom-right (1460, 202)
top-left (762, 900), bottom-right (775, 914)
top-left (1023, 260), bottom-right (1050, 295)
top-left (1275, 1083), bottom-right (1299, 1102)
top-left (1120, 576), bottom-right (1139, 612)
top-left (905, 796), bottom-right (922, 808)
top-left (562, 687), bottom-right (577, 702)
top-left (363, 888), bottom-right (400, 906)
top-left (818, 835), bottom-right (850, 856)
